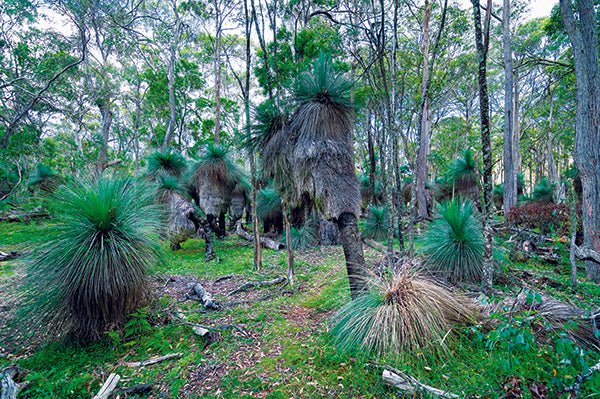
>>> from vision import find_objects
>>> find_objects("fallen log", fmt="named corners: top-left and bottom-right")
top-left (123, 353), bottom-right (182, 368)
top-left (92, 373), bottom-right (120, 399)
top-left (0, 366), bottom-right (19, 399)
top-left (236, 222), bottom-right (284, 250)
top-left (227, 276), bottom-right (287, 296)
top-left (187, 282), bottom-right (221, 310)
top-left (121, 383), bottom-right (153, 396)
top-left (0, 252), bottom-right (22, 262)
top-left (0, 207), bottom-right (49, 223)
top-left (382, 368), bottom-right (458, 398)
top-left (214, 274), bottom-right (235, 284)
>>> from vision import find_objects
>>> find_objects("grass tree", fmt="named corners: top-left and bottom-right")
top-left (24, 177), bottom-right (162, 342)
top-left (28, 163), bottom-right (60, 193)
top-left (419, 199), bottom-right (484, 283)
top-left (258, 53), bottom-right (368, 298)
top-left (363, 205), bottom-right (389, 241)
top-left (146, 149), bottom-right (188, 178)
top-left (190, 144), bottom-right (245, 260)
top-left (256, 185), bottom-right (283, 235)
top-left (446, 148), bottom-right (479, 203)
top-left (155, 172), bottom-right (200, 250)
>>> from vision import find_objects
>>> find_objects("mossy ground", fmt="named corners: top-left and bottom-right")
top-left (0, 220), bottom-right (598, 398)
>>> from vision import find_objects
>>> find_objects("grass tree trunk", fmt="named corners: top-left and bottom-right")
top-left (472, 0), bottom-right (494, 289)
top-left (337, 212), bottom-right (368, 299)
top-left (502, 0), bottom-right (517, 221)
top-left (282, 202), bottom-right (294, 286)
top-left (204, 215), bottom-right (216, 261)
top-left (560, 0), bottom-right (600, 282)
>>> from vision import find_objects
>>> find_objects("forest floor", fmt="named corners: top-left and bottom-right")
top-left (0, 220), bottom-right (599, 398)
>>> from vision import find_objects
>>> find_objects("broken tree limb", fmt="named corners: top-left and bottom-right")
top-left (92, 373), bottom-right (120, 399)
top-left (236, 222), bottom-right (284, 250)
top-left (227, 276), bottom-right (287, 296)
top-left (214, 274), bottom-right (235, 283)
top-left (573, 245), bottom-right (600, 264)
top-left (564, 358), bottom-right (600, 398)
top-left (0, 366), bottom-right (19, 399)
top-left (362, 237), bottom-right (401, 256)
top-left (123, 353), bottom-right (182, 367)
top-left (0, 252), bottom-right (22, 262)
top-left (187, 282), bottom-right (221, 310)
top-left (382, 368), bottom-right (459, 399)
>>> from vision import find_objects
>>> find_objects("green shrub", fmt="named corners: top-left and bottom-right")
top-left (419, 199), bottom-right (484, 282)
top-left (290, 224), bottom-right (317, 249)
top-left (147, 149), bottom-right (187, 178)
top-left (530, 177), bottom-right (555, 203)
top-left (24, 176), bottom-right (162, 342)
top-left (363, 205), bottom-right (388, 241)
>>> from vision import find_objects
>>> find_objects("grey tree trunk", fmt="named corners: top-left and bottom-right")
top-left (416, 0), bottom-right (432, 219)
top-left (502, 0), bottom-right (517, 220)
top-left (471, 0), bottom-right (494, 289)
top-left (560, 0), bottom-right (600, 282)
top-left (97, 100), bottom-right (112, 173)
top-left (213, 1), bottom-right (222, 144)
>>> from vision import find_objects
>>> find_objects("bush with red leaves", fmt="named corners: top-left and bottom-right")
top-left (508, 202), bottom-right (570, 235)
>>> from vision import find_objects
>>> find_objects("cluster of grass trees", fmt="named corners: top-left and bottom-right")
top-left (1, 0), bottom-right (599, 397)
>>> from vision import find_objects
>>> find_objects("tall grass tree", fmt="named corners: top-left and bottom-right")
top-left (24, 177), bottom-right (162, 342)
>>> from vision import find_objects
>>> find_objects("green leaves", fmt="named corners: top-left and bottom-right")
top-left (293, 52), bottom-right (353, 110)
top-left (363, 205), bottom-right (389, 241)
top-left (419, 198), bottom-right (484, 283)
top-left (24, 176), bottom-right (163, 342)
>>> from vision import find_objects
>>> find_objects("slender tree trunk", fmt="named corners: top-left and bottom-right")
top-left (416, 0), bottom-right (431, 219)
top-left (560, 0), bottom-right (600, 282)
top-left (471, 0), bottom-right (494, 289)
top-left (367, 114), bottom-right (376, 204)
top-left (97, 100), bottom-right (112, 173)
top-left (502, 0), bottom-right (517, 220)
top-left (162, 0), bottom-right (180, 150)
top-left (214, 2), bottom-right (222, 144)
top-left (243, 0), bottom-right (261, 271)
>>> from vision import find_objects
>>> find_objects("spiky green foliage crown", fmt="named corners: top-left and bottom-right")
top-left (246, 100), bottom-right (288, 152)
top-left (531, 177), bottom-right (555, 203)
top-left (446, 149), bottom-right (478, 189)
top-left (419, 199), bottom-right (484, 283)
top-left (191, 144), bottom-right (245, 187)
top-left (359, 174), bottom-right (384, 199)
top-left (147, 149), bottom-right (187, 178)
top-left (294, 52), bottom-right (353, 110)
top-left (256, 186), bottom-right (282, 219)
top-left (363, 205), bottom-right (389, 241)
top-left (28, 163), bottom-right (56, 186)
top-left (24, 177), bottom-right (162, 342)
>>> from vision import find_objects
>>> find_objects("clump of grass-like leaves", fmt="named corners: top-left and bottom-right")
top-left (530, 177), bottom-right (555, 203)
top-left (191, 144), bottom-right (245, 187)
top-left (28, 163), bottom-right (60, 192)
top-left (446, 148), bottom-right (478, 190)
top-left (290, 223), bottom-right (317, 249)
top-left (294, 51), bottom-right (353, 110)
top-left (256, 186), bottom-right (282, 220)
top-left (330, 271), bottom-right (475, 357)
top-left (363, 205), bottom-right (388, 241)
top-left (23, 176), bottom-right (162, 342)
top-left (419, 199), bottom-right (484, 283)
top-left (147, 149), bottom-right (187, 178)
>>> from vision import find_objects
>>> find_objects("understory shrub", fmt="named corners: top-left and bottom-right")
top-left (363, 205), bottom-right (388, 241)
top-left (24, 176), bottom-right (162, 342)
top-left (330, 271), bottom-right (475, 356)
top-left (419, 199), bottom-right (484, 282)
top-left (508, 202), bottom-right (570, 235)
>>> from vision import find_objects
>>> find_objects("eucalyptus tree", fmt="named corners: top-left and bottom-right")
top-left (559, 0), bottom-right (600, 282)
